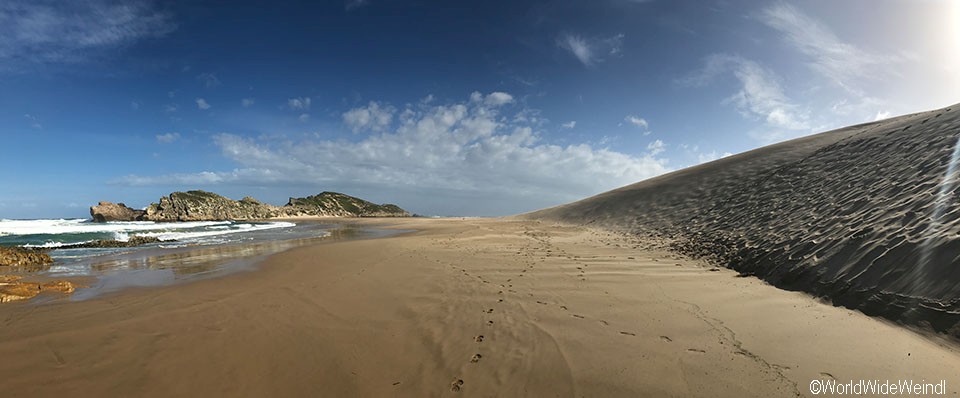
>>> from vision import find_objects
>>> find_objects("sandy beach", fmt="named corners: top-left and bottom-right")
top-left (2, 217), bottom-right (958, 397)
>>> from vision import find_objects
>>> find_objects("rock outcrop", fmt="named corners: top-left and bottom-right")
top-left (0, 246), bottom-right (53, 269)
top-left (91, 190), bottom-right (410, 222)
top-left (55, 236), bottom-right (165, 249)
top-left (284, 192), bottom-right (411, 217)
top-left (0, 275), bottom-right (80, 303)
top-left (90, 202), bottom-right (146, 222)
top-left (144, 191), bottom-right (281, 221)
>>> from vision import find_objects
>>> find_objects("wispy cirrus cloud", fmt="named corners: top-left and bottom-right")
top-left (112, 91), bottom-right (671, 214)
top-left (758, 2), bottom-right (896, 95)
top-left (23, 113), bottom-right (41, 129)
top-left (624, 115), bottom-right (648, 129)
top-left (683, 54), bottom-right (809, 142)
top-left (557, 33), bottom-right (624, 67)
top-left (0, 0), bottom-right (175, 69)
top-left (156, 132), bottom-right (180, 144)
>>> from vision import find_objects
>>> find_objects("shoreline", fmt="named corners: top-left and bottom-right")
top-left (1, 219), bottom-right (407, 303)
top-left (1, 217), bottom-right (958, 396)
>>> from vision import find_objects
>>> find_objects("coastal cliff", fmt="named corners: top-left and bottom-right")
top-left (91, 190), bottom-right (410, 222)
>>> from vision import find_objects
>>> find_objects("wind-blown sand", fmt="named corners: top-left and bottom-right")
top-left (528, 103), bottom-right (960, 338)
top-left (1, 218), bottom-right (958, 397)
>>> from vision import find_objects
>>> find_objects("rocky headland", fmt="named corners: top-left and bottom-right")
top-left (90, 190), bottom-right (411, 222)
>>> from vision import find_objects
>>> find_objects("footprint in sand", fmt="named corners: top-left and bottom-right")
top-left (659, 336), bottom-right (673, 342)
top-left (559, 305), bottom-right (568, 310)
top-left (470, 354), bottom-right (482, 363)
top-left (599, 320), bottom-right (609, 326)
top-left (619, 331), bottom-right (636, 336)
top-left (450, 379), bottom-right (464, 392)
top-left (488, 320), bottom-right (494, 325)
top-left (536, 300), bottom-right (547, 305)
top-left (485, 308), bottom-right (494, 313)
top-left (475, 335), bottom-right (484, 343)
top-left (572, 314), bottom-right (585, 319)
top-left (819, 372), bottom-right (836, 380)
top-left (687, 348), bottom-right (706, 353)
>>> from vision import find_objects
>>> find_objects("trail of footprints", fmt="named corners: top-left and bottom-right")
top-left (443, 223), bottom-right (706, 393)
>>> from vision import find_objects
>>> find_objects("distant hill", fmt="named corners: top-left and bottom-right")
top-left (91, 191), bottom-right (410, 222)
top-left (526, 103), bottom-right (960, 338)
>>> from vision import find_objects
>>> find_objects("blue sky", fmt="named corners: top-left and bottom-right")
top-left (1, 0), bottom-right (958, 218)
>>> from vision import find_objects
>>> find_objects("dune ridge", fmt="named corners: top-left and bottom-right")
top-left (527, 103), bottom-right (960, 338)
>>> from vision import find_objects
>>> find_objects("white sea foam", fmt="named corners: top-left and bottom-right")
top-left (0, 219), bottom-right (231, 235)
top-left (134, 221), bottom-right (295, 241)
top-left (22, 240), bottom-right (94, 248)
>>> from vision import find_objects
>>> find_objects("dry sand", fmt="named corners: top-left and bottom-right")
top-left (1, 217), bottom-right (958, 397)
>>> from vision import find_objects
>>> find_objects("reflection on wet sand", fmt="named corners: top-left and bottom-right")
top-left (70, 226), bottom-right (397, 300)
top-left (89, 227), bottom-right (367, 275)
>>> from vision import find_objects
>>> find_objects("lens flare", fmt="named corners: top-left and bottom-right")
top-left (918, 135), bottom-right (960, 269)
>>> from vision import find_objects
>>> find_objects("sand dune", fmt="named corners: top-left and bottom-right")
top-left (527, 103), bottom-right (960, 338)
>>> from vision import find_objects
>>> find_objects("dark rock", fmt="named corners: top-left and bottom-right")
top-left (0, 246), bottom-right (53, 269)
top-left (90, 201), bottom-right (146, 222)
top-left (102, 190), bottom-right (415, 221)
top-left (55, 235), bottom-right (165, 249)
top-left (284, 191), bottom-right (411, 217)
top-left (144, 190), bottom-right (283, 221)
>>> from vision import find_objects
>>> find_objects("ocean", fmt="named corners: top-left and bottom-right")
top-left (0, 218), bottom-right (365, 299)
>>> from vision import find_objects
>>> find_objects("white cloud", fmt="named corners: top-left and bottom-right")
top-left (561, 121), bottom-right (576, 129)
top-left (759, 2), bottom-right (895, 94)
top-left (624, 115), bottom-right (649, 129)
top-left (0, 0), bottom-right (175, 67)
top-left (195, 98), bottom-right (211, 110)
top-left (130, 101), bottom-right (141, 110)
top-left (646, 139), bottom-right (666, 156)
top-left (114, 92), bottom-right (671, 214)
top-left (298, 113), bottom-right (310, 122)
top-left (288, 97), bottom-right (311, 110)
top-left (343, 101), bottom-right (396, 133)
top-left (197, 72), bottom-right (221, 88)
top-left (557, 33), bottom-right (624, 67)
top-left (697, 150), bottom-right (733, 164)
top-left (484, 92), bottom-right (514, 106)
top-left (873, 110), bottom-right (891, 121)
top-left (241, 98), bottom-right (255, 107)
top-left (164, 104), bottom-right (178, 113)
top-left (684, 54), bottom-right (809, 141)
top-left (156, 132), bottom-right (180, 144)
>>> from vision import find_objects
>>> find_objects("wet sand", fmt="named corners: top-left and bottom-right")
top-left (1, 217), bottom-right (958, 397)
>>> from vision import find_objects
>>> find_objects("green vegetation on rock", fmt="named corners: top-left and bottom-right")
top-left (93, 190), bottom-right (410, 222)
